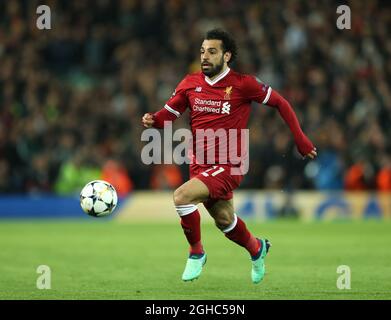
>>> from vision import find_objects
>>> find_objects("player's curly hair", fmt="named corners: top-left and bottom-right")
top-left (205, 29), bottom-right (237, 65)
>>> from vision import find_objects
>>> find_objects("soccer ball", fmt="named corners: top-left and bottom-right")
top-left (80, 180), bottom-right (118, 217)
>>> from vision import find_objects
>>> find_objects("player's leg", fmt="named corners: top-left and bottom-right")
top-left (205, 199), bottom-right (271, 283)
top-left (173, 177), bottom-right (209, 255)
top-left (173, 177), bottom-right (209, 281)
top-left (173, 177), bottom-right (210, 205)
top-left (205, 199), bottom-right (261, 256)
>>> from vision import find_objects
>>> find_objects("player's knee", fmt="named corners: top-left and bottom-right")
top-left (214, 213), bottom-right (234, 231)
top-left (173, 187), bottom-right (193, 206)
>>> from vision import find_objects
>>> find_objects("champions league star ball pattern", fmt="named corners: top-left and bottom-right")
top-left (80, 180), bottom-right (118, 217)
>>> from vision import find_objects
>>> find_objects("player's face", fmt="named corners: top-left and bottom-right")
top-left (200, 40), bottom-right (226, 78)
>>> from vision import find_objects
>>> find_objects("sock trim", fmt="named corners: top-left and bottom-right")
top-left (175, 204), bottom-right (198, 217)
top-left (222, 213), bottom-right (238, 233)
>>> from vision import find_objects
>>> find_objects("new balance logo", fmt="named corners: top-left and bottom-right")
top-left (221, 102), bottom-right (231, 114)
top-left (195, 86), bottom-right (202, 92)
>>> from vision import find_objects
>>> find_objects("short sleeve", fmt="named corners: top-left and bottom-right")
top-left (241, 75), bottom-right (272, 105)
top-left (164, 77), bottom-right (190, 117)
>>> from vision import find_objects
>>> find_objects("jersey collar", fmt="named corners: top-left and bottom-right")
top-left (204, 67), bottom-right (231, 86)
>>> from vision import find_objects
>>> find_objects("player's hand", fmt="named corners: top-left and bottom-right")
top-left (295, 135), bottom-right (317, 160)
top-left (305, 147), bottom-right (317, 159)
top-left (142, 113), bottom-right (155, 128)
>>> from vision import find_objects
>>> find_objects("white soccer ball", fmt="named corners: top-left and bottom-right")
top-left (80, 180), bottom-right (118, 217)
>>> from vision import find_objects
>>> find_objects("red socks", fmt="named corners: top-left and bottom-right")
top-left (224, 215), bottom-right (261, 257)
top-left (176, 205), bottom-right (259, 257)
top-left (176, 205), bottom-right (204, 255)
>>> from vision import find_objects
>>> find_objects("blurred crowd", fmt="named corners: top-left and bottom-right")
top-left (1, 0), bottom-right (391, 195)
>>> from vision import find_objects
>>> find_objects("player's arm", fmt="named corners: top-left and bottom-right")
top-left (142, 78), bottom-right (189, 129)
top-left (243, 75), bottom-right (317, 159)
top-left (266, 90), bottom-right (317, 159)
top-left (142, 107), bottom-right (178, 129)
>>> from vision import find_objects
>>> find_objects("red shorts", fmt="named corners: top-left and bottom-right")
top-left (190, 164), bottom-right (244, 209)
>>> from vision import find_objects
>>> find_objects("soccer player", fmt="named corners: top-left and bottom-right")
top-left (142, 29), bottom-right (317, 283)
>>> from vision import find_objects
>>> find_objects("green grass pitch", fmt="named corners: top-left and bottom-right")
top-left (0, 219), bottom-right (390, 300)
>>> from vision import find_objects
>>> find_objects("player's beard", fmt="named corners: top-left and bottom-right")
top-left (201, 56), bottom-right (224, 78)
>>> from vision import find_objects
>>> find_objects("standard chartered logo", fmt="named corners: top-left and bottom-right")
top-left (192, 99), bottom-right (231, 114)
top-left (222, 102), bottom-right (231, 114)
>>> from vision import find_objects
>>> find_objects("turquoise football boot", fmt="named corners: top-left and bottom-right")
top-left (251, 239), bottom-right (271, 284)
top-left (182, 253), bottom-right (207, 281)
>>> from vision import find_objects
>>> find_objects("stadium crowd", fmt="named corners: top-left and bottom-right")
top-left (1, 0), bottom-right (391, 194)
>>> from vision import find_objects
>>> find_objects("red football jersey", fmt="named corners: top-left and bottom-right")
top-left (163, 68), bottom-right (272, 169)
